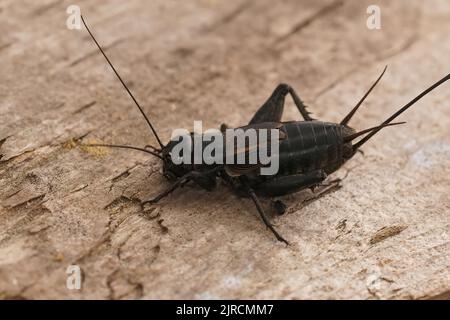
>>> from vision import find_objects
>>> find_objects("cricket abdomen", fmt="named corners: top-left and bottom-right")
top-left (278, 121), bottom-right (349, 175)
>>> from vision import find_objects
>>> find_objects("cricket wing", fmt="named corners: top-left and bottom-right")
top-left (224, 122), bottom-right (285, 177)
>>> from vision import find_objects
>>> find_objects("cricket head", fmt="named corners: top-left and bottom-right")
top-left (160, 137), bottom-right (193, 181)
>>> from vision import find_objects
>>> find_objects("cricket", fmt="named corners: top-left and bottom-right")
top-left (80, 15), bottom-right (449, 245)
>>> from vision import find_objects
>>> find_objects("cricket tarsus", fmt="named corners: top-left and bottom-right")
top-left (80, 15), bottom-right (164, 149)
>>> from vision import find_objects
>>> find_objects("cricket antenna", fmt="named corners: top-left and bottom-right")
top-left (340, 66), bottom-right (387, 126)
top-left (80, 15), bottom-right (164, 150)
top-left (83, 143), bottom-right (163, 159)
top-left (353, 73), bottom-right (450, 151)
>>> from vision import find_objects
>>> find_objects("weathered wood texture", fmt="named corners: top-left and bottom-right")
top-left (0, 0), bottom-right (449, 299)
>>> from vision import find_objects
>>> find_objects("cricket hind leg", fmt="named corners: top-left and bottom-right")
top-left (252, 170), bottom-right (327, 197)
top-left (269, 177), bottom-right (340, 216)
top-left (249, 83), bottom-right (314, 125)
top-left (250, 170), bottom-right (326, 217)
top-left (286, 84), bottom-right (315, 121)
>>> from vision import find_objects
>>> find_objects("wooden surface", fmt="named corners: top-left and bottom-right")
top-left (0, 0), bottom-right (449, 299)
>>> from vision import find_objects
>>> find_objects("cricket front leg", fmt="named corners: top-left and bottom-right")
top-left (144, 168), bottom-right (221, 204)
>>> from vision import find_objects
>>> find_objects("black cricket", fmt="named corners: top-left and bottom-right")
top-left (80, 16), bottom-right (449, 244)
